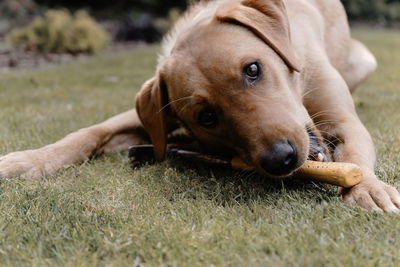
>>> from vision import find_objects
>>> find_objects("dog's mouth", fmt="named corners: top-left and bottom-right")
top-left (306, 126), bottom-right (330, 163)
top-left (163, 126), bottom-right (331, 176)
top-left (245, 127), bottom-right (331, 178)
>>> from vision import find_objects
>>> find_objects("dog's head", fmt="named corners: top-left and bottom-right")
top-left (136, 0), bottom-right (323, 177)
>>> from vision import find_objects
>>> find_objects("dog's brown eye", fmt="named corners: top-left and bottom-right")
top-left (243, 62), bottom-right (261, 85)
top-left (246, 63), bottom-right (259, 78)
top-left (198, 108), bottom-right (218, 128)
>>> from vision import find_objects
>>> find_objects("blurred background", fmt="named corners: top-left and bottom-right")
top-left (0, 0), bottom-right (399, 71)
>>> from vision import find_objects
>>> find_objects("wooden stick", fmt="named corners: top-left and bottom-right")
top-left (230, 157), bottom-right (362, 188)
top-left (293, 160), bottom-right (362, 188)
top-left (129, 145), bottom-right (362, 188)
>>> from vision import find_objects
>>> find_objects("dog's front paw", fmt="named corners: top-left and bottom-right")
top-left (0, 149), bottom-right (53, 180)
top-left (340, 178), bottom-right (400, 213)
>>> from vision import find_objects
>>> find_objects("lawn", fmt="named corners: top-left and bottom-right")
top-left (0, 29), bottom-right (399, 266)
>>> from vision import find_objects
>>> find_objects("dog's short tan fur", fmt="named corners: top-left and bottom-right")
top-left (1, 0), bottom-right (399, 212)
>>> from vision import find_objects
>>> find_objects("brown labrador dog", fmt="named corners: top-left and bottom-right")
top-left (1, 0), bottom-right (399, 212)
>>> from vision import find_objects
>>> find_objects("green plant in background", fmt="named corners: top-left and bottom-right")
top-left (6, 9), bottom-right (109, 54)
top-left (341, 0), bottom-right (400, 25)
top-left (154, 8), bottom-right (182, 35)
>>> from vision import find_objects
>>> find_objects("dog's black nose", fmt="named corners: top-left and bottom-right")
top-left (260, 139), bottom-right (298, 176)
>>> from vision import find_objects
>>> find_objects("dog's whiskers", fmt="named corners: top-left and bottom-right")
top-left (313, 120), bottom-right (336, 128)
top-left (302, 87), bottom-right (321, 99)
top-left (158, 96), bottom-right (193, 113)
top-left (315, 130), bottom-right (340, 150)
top-left (303, 110), bottom-right (338, 130)
top-left (309, 109), bottom-right (336, 121)
top-left (321, 138), bottom-right (338, 151)
top-left (177, 101), bottom-right (193, 114)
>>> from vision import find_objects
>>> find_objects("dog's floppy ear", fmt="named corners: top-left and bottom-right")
top-left (135, 74), bottom-right (170, 162)
top-left (216, 0), bottom-right (301, 72)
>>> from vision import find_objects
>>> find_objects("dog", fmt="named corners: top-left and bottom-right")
top-left (1, 0), bottom-right (399, 212)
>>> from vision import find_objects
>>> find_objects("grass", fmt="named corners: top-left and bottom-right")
top-left (0, 29), bottom-right (399, 266)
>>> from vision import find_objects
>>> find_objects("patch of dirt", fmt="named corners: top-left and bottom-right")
top-left (0, 37), bottom-right (141, 73)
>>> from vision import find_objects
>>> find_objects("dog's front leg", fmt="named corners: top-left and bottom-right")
top-left (330, 115), bottom-right (400, 212)
top-left (305, 66), bottom-right (400, 212)
top-left (0, 109), bottom-right (148, 180)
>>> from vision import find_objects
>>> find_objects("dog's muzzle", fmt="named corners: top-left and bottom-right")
top-left (259, 127), bottom-right (330, 177)
top-left (259, 139), bottom-right (298, 176)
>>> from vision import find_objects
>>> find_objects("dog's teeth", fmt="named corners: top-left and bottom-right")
top-left (317, 153), bottom-right (324, 162)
